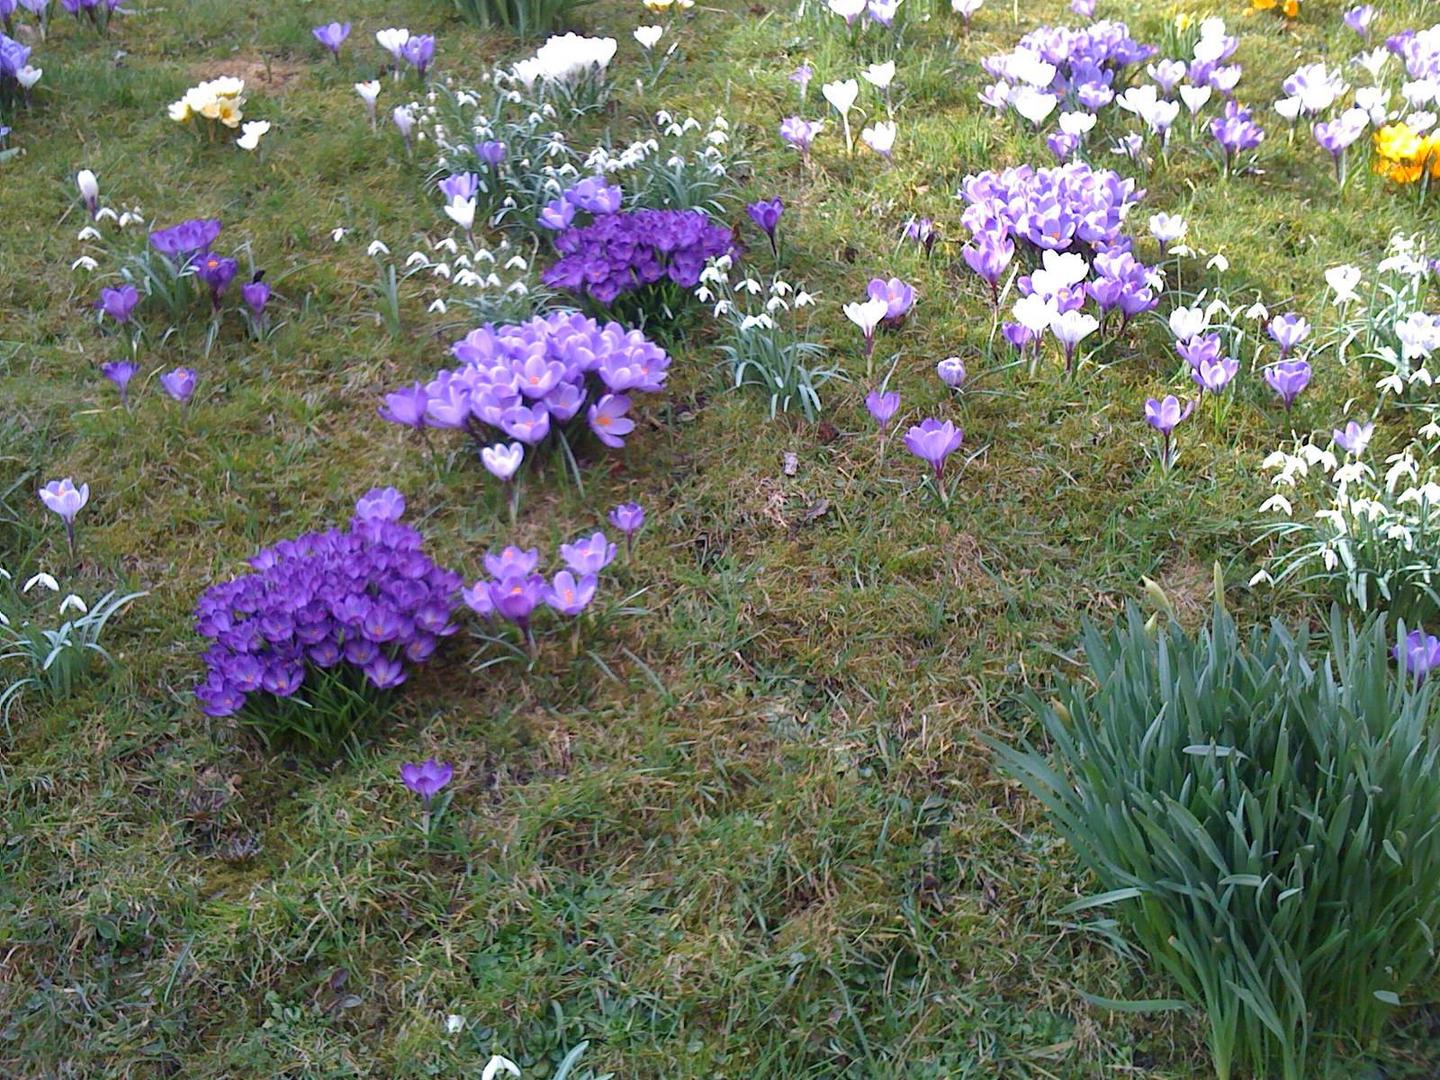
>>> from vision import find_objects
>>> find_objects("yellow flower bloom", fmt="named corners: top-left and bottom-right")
top-left (1173, 12), bottom-right (1193, 30)
top-left (642, 0), bottom-right (672, 10)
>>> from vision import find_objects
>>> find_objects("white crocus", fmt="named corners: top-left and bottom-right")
top-left (862, 61), bottom-right (896, 90)
top-left (1325, 265), bottom-right (1362, 305)
top-left (236, 121), bottom-right (271, 150)
top-left (634, 25), bottom-right (664, 49)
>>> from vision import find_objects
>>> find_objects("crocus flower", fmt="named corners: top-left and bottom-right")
top-left (844, 297), bottom-right (890, 361)
top-left (400, 35), bottom-right (435, 77)
top-left (937, 357), bottom-right (966, 389)
top-left (634, 25), bottom-right (663, 49)
top-left (790, 63), bottom-right (813, 99)
top-left (779, 116), bottom-right (822, 163)
top-left (489, 574), bottom-right (543, 636)
top-left (1267, 313), bottom-right (1310, 357)
top-left (237, 121), bottom-right (270, 151)
top-left (355, 80), bottom-right (381, 127)
top-left (96, 283), bottom-right (139, 324)
top-left (952, 0), bottom-right (982, 28)
top-left (161, 366), bottom-right (198, 406)
top-left (1148, 212), bottom-right (1187, 252)
top-left (481, 441), bottom-right (524, 481)
top-left (355, 486), bottom-right (406, 522)
top-left (196, 253), bottom-right (238, 307)
top-left (1333, 420), bottom-right (1373, 456)
top-left (1396, 629), bottom-right (1440, 680)
top-left (400, 759), bottom-right (453, 807)
top-left (242, 277), bottom-right (270, 316)
top-left (1192, 356), bottom-right (1238, 394)
top-left (903, 217), bottom-right (936, 255)
top-left (101, 360), bottom-right (137, 408)
top-left (903, 418), bottom-right (964, 482)
top-left (866, 276), bottom-right (913, 322)
top-left (822, 79), bottom-right (859, 154)
top-left (77, 169), bottom-right (99, 217)
top-left (588, 394), bottom-right (634, 449)
top-left (1263, 359), bottom-right (1312, 409)
top-left (392, 105), bottom-right (415, 147)
top-left (1050, 309), bottom-right (1098, 372)
top-left (866, 389), bottom-right (899, 429)
top-left (560, 531), bottom-right (615, 574)
top-left (746, 197), bottom-right (783, 256)
top-left (962, 235), bottom-right (1014, 304)
top-left (609, 502), bottom-right (645, 555)
top-left (1145, 394), bottom-right (1193, 436)
top-left (312, 21), bottom-right (350, 58)
top-left (39, 477), bottom-right (88, 554)
top-left (861, 120), bottom-right (897, 161)
top-left (1343, 5), bottom-right (1374, 37)
top-left (380, 384), bottom-right (429, 429)
top-left (544, 570), bottom-right (597, 617)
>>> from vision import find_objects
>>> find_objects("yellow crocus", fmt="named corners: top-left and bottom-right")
top-left (216, 99), bottom-right (244, 128)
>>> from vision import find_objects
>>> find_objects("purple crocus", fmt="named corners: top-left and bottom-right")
top-left (242, 277), bottom-right (270, 316)
top-left (1145, 394), bottom-right (1193, 436)
top-left (903, 418), bottom-right (964, 483)
top-left (1263, 359), bottom-right (1312, 410)
top-left (96, 284), bottom-right (139, 325)
top-left (937, 357), bottom-right (967, 390)
top-left (544, 571), bottom-right (597, 617)
top-left (489, 574), bottom-right (544, 638)
top-left (865, 389), bottom-right (900, 430)
top-left (312, 21), bottom-right (350, 57)
top-left (962, 235), bottom-right (1014, 305)
top-left (1192, 356), bottom-right (1238, 394)
top-left (780, 116), bottom-right (822, 163)
top-left (1267, 313), bottom-right (1311, 358)
top-left (790, 63), bottom-right (813, 99)
top-left (867, 276), bottom-right (914, 324)
top-left (101, 360), bottom-right (138, 408)
top-left (1333, 420), bottom-right (1373, 456)
top-left (400, 758), bottom-right (453, 807)
top-left (588, 394), bottom-right (634, 449)
top-left (904, 217), bottom-right (937, 256)
top-left (1343, 4), bottom-right (1374, 37)
top-left (560, 531), bottom-right (616, 575)
top-left (1396, 629), bottom-right (1440, 680)
top-left (195, 253), bottom-right (238, 308)
top-left (160, 366), bottom-right (197, 406)
top-left (400, 34), bottom-right (435, 77)
top-left (1210, 101), bottom-right (1265, 174)
top-left (747, 197), bottom-right (783, 256)
top-left (609, 502), bottom-right (645, 556)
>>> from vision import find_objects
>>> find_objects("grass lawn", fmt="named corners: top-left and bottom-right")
top-left (2, 0), bottom-right (1439, 1075)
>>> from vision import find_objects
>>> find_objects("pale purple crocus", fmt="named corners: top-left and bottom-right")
top-left (560, 531), bottom-right (616, 575)
top-left (1343, 5), bottom-right (1374, 37)
top-left (1264, 359), bottom-right (1312, 410)
top-left (1396, 629), bottom-right (1440, 680)
top-left (39, 477), bottom-right (88, 555)
top-left (544, 570), bottom-right (597, 617)
top-left (962, 235), bottom-right (1014, 306)
top-left (937, 357), bottom-right (967, 390)
top-left (747, 197), bottom-right (783, 257)
top-left (1267, 313), bottom-right (1311, 357)
top-left (609, 501), bottom-right (645, 557)
top-left (101, 360), bottom-right (138, 409)
top-left (1333, 420), bottom-right (1373, 456)
top-left (867, 276), bottom-right (914, 323)
top-left (400, 758), bottom-right (453, 808)
top-left (790, 63), bottom-right (813, 100)
top-left (312, 21), bottom-right (350, 58)
top-left (160, 366), bottom-right (197, 406)
top-left (903, 418), bottom-right (964, 485)
top-left (1145, 394), bottom-right (1194, 468)
top-left (355, 486), bottom-right (406, 522)
top-left (588, 394), bottom-right (634, 449)
top-left (780, 116), bottom-right (822, 164)
top-left (866, 389), bottom-right (900, 430)
top-left (1192, 356), bottom-right (1238, 394)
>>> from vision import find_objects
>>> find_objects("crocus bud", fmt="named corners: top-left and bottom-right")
top-left (77, 169), bottom-right (100, 217)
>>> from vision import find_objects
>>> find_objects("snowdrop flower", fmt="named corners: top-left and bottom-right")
top-left (23, 572), bottom-right (59, 593)
top-left (72, 256), bottom-right (98, 272)
top-left (59, 595), bottom-right (88, 616)
top-left (77, 225), bottom-right (101, 242)
top-left (634, 25), bottom-right (663, 49)
top-left (482, 1057), bottom-right (521, 1080)
top-left (236, 121), bottom-right (270, 150)
top-left (1325, 265), bottom-right (1362, 304)
top-left (445, 1015), bottom-right (466, 1035)
top-left (367, 240), bottom-right (390, 257)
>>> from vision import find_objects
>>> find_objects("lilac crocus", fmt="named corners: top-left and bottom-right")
top-left (1267, 313), bottom-right (1311, 357)
top-left (780, 116), bottom-right (822, 163)
top-left (1397, 629), bottom-right (1440, 680)
top-left (1343, 5), bottom-right (1374, 37)
top-left (1145, 394), bottom-right (1194, 468)
top-left (962, 235), bottom-right (1014, 305)
top-left (903, 418), bottom-right (964, 482)
top-left (380, 384), bottom-right (429, 429)
top-left (1210, 101), bottom-right (1265, 174)
top-left (937, 357), bottom-right (967, 389)
top-left (904, 217), bottom-right (937, 256)
top-left (1264, 359), bottom-right (1312, 410)
top-left (400, 758), bottom-right (453, 807)
top-left (489, 574), bottom-right (544, 638)
top-left (161, 366), bottom-right (197, 406)
top-left (588, 394), bottom-right (634, 449)
top-left (747, 197), bottom-right (783, 256)
top-left (544, 570), bottom-right (597, 617)
top-left (355, 486), bottom-right (406, 522)
top-left (866, 389), bottom-right (900, 430)
top-left (312, 21), bottom-right (350, 58)
top-left (96, 284), bottom-right (139, 324)
top-left (867, 276), bottom-right (914, 323)
top-left (790, 63), bottom-right (813, 99)
top-left (476, 139), bottom-right (507, 167)
top-left (39, 477), bottom-right (88, 554)
top-left (101, 360), bottom-right (137, 408)
top-left (400, 34), bottom-right (435, 77)
top-left (1192, 356), bottom-right (1238, 394)
top-left (1333, 420), bottom-right (1373, 456)
top-left (609, 502), bottom-right (645, 556)
top-left (560, 531), bottom-right (616, 575)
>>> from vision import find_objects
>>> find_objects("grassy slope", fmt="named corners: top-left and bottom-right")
top-left (1, 0), bottom-right (1438, 1076)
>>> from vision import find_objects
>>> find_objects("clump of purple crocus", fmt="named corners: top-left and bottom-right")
top-left (381, 311), bottom-right (670, 468)
top-left (1264, 359), bottom-right (1312, 410)
top-left (193, 488), bottom-right (462, 723)
top-left (979, 20), bottom-right (1156, 121)
top-left (462, 534), bottom-right (615, 651)
top-left (959, 163), bottom-right (1144, 254)
top-left (542, 209), bottom-right (739, 307)
top-left (149, 217), bottom-right (222, 270)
